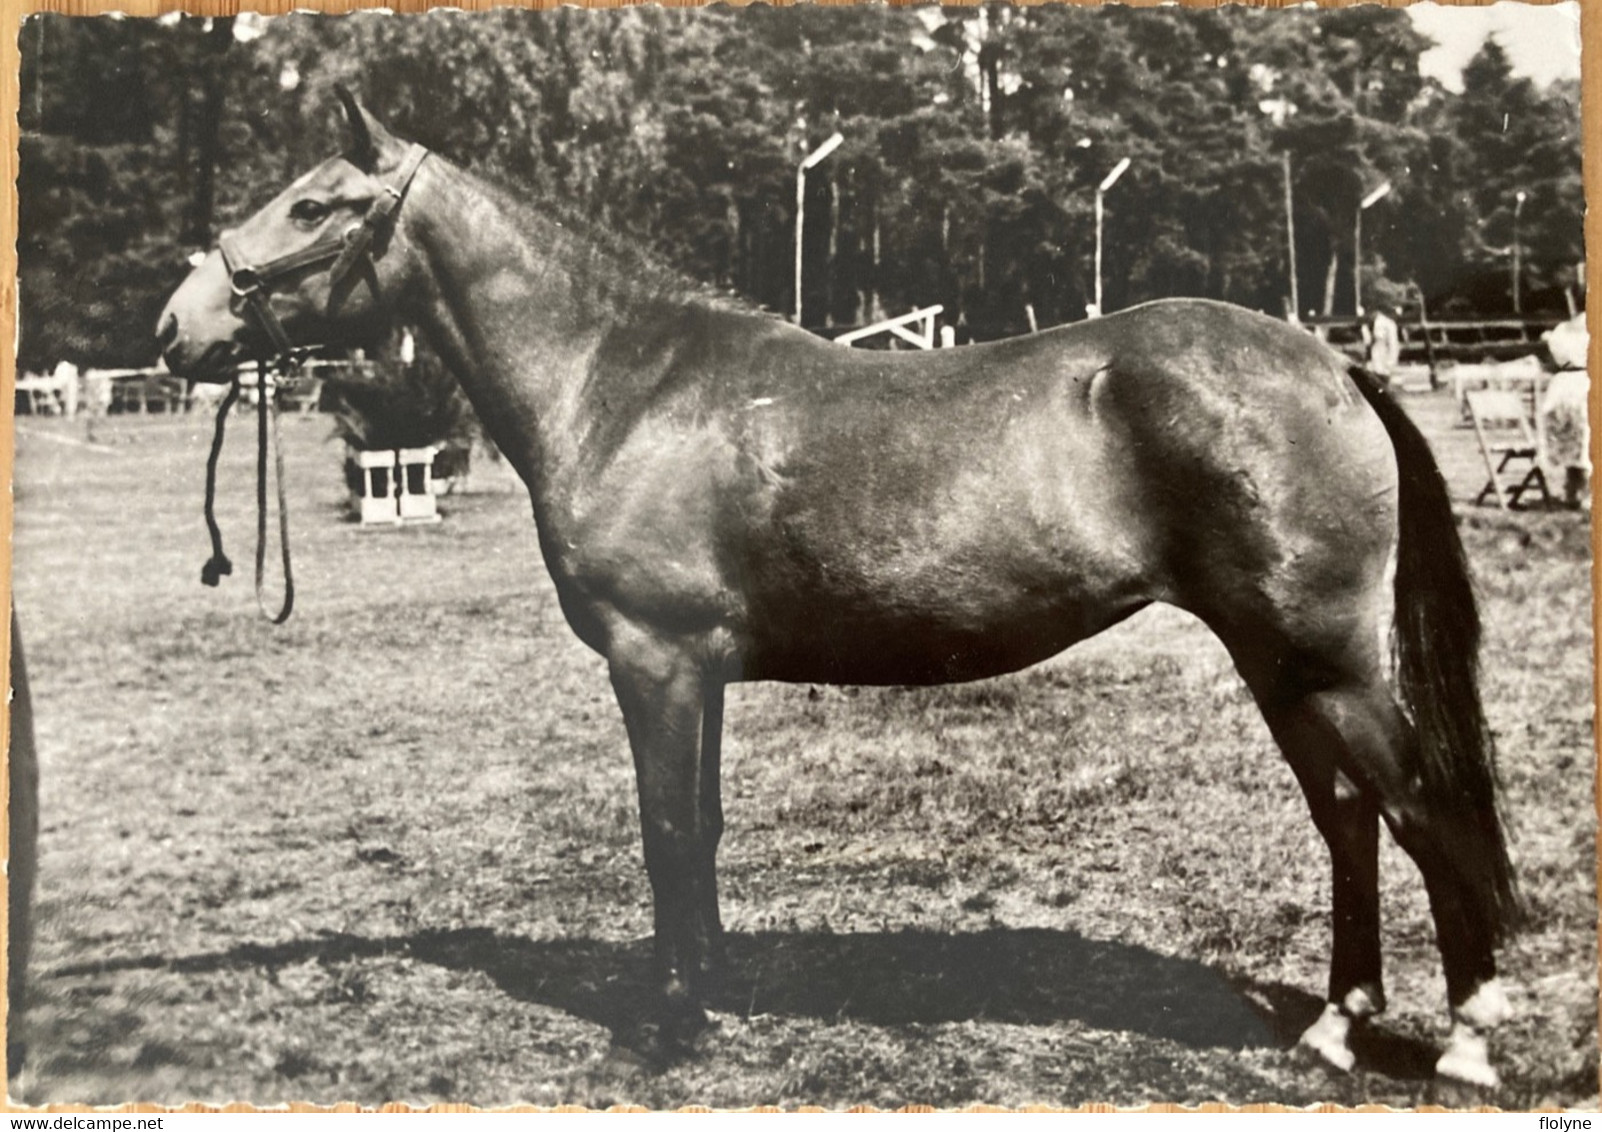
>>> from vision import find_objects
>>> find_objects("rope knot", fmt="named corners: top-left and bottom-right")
top-left (200, 554), bottom-right (232, 587)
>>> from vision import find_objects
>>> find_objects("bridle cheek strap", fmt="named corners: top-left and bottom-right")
top-left (216, 143), bottom-right (429, 371)
top-left (327, 144), bottom-right (428, 286)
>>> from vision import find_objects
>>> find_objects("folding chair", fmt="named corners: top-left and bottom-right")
top-left (1466, 388), bottom-right (1552, 509)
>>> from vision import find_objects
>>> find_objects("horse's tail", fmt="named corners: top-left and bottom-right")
top-left (1348, 365), bottom-right (1522, 943)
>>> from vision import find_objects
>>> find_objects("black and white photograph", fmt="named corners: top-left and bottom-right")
top-left (7, 0), bottom-right (1594, 1109)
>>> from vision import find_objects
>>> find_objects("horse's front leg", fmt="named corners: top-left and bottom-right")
top-left (608, 637), bottom-right (722, 1046)
top-left (697, 681), bottom-right (728, 983)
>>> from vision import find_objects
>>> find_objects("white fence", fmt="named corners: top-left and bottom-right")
top-left (14, 358), bottom-right (362, 416)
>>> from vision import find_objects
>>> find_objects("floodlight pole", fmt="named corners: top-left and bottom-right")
top-left (1093, 157), bottom-right (1131, 317)
top-left (1512, 190), bottom-right (1528, 315)
top-left (794, 132), bottom-right (844, 327)
top-left (1354, 180), bottom-right (1391, 315)
top-left (1283, 152), bottom-right (1299, 319)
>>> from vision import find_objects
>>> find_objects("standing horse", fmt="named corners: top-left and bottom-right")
top-left (156, 95), bottom-right (1519, 1088)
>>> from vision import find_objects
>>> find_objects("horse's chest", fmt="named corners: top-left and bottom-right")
top-left (543, 454), bottom-right (737, 631)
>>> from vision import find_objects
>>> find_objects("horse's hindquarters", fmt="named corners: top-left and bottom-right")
top-left (1092, 324), bottom-right (1399, 657)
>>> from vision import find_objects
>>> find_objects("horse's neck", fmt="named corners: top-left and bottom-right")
top-left (404, 163), bottom-right (615, 493)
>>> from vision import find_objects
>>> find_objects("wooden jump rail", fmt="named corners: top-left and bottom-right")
top-left (834, 304), bottom-right (947, 350)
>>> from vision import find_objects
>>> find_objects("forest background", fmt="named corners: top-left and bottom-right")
top-left (16, 3), bottom-right (1586, 371)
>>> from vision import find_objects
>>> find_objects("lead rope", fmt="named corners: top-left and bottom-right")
top-left (199, 360), bottom-right (294, 624)
top-left (255, 360), bottom-right (295, 624)
top-left (200, 379), bottom-right (240, 588)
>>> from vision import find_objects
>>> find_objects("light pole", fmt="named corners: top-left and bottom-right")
top-left (1093, 156), bottom-right (1131, 317)
top-left (1353, 180), bottom-right (1391, 315)
top-left (1282, 151), bottom-right (1300, 320)
top-left (1512, 189), bottom-right (1528, 315)
top-left (794, 131), bottom-right (844, 327)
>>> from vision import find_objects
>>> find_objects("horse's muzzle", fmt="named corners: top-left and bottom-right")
top-left (158, 319), bottom-right (241, 383)
top-left (157, 249), bottom-right (250, 382)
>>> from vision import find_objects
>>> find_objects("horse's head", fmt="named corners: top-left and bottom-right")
top-left (157, 90), bottom-right (429, 380)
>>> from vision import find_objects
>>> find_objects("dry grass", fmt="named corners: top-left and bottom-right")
top-left (7, 386), bottom-right (1595, 1109)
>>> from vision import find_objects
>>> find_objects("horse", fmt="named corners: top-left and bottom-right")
top-left (156, 92), bottom-right (1520, 1089)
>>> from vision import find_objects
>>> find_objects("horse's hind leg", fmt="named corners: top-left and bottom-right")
top-left (1341, 698), bottom-right (1509, 1088)
top-left (1227, 634), bottom-right (1507, 1086)
top-left (1245, 667), bottom-right (1389, 1071)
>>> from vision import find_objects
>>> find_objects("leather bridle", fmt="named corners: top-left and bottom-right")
top-left (217, 143), bottom-right (429, 370)
top-left (200, 143), bottom-right (428, 623)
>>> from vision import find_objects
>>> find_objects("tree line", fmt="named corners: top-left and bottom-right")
top-left (17, 5), bottom-right (1584, 371)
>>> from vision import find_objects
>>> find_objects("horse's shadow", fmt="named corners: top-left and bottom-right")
top-left (55, 926), bottom-right (1438, 1079)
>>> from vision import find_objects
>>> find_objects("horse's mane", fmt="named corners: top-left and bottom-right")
top-left (457, 158), bottom-right (766, 325)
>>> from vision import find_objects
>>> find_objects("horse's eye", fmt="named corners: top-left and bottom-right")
top-left (289, 199), bottom-right (331, 225)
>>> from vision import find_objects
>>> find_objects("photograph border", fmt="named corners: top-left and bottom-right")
top-left (0, 0), bottom-right (1594, 1112)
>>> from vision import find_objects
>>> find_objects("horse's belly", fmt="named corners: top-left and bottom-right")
top-left (740, 572), bottom-right (1151, 686)
top-left (732, 477), bottom-right (1158, 684)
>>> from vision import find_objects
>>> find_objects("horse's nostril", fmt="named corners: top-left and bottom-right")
top-left (155, 312), bottom-right (178, 352)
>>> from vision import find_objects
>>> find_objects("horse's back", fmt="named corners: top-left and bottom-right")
top-left (560, 298), bottom-right (1398, 683)
top-left (750, 297), bottom-right (1395, 570)
top-left (749, 301), bottom-right (1393, 676)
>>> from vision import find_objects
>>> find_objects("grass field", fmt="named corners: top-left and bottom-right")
top-left (7, 385), bottom-right (1596, 1109)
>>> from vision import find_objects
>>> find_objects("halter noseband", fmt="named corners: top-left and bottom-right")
top-left (217, 143), bottom-right (429, 369)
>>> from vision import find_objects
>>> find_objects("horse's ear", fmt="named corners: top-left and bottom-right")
top-left (334, 85), bottom-right (397, 172)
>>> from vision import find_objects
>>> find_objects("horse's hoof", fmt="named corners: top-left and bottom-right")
top-left (1434, 980), bottom-right (1509, 1090)
top-left (599, 1044), bottom-right (656, 1081)
top-left (1435, 1025), bottom-right (1500, 1091)
top-left (665, 995), bottom-right (711, 1039)
top-left (1341, 985), bottom-right (1384, 1020)
top-left (1456, 979), bottom-right (1512, 1031)
top-left (691, 961), bottom-right (728, 1001)
top-left (623, 1021), bottom-right (688, 1068)
top-left (624, 995), bottom-right (712, 1066)
top-left (1297, 1003), bottom-right (1356, 1073)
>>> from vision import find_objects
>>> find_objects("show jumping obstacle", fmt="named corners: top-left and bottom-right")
top-left (352, 446), bottom-right (443, 526)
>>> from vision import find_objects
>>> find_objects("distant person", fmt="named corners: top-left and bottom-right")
top-left (1543, 312), bottom-right (1588, 371)
top-left (1367, 306), bottom-right (1401, 381)
top-left (1543, 370), bottom-right (1590, 510)
top-left (1540, 319), bottom-right (1591, 509)
top-left (52, 359), bottom-right (78, 417)
top-left (82, 368), bottom-right (112, 442)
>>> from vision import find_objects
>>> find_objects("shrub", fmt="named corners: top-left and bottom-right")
top-left (326, 346), bottom-right (477, 454)
top-left (326, 344), bottom-right (481, 498)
